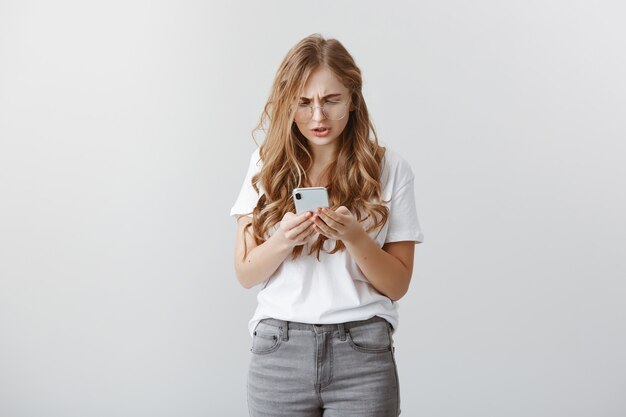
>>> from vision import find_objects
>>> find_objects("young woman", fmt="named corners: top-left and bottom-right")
top-left (230, 34), bottom-right (424, 417)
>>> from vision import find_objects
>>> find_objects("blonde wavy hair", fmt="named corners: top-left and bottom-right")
top-left (242, 33), bottom-right (390, 261)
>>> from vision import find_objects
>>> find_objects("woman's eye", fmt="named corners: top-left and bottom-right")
top-left (298, 101), bottom-right (340, 105)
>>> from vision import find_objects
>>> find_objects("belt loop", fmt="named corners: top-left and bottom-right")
top-left (280, 320), bottom-right (289, 341)
top-left (338, 322), bottom-right (346, 341)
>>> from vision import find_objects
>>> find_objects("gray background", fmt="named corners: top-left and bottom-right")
top-left (1, 1), bottom-right (625, 416)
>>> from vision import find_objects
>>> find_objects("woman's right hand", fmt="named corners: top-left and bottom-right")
top-left (275, 211), bottom-right (317, 249)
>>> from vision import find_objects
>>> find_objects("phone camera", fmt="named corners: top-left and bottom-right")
top-left (295, 193), bottom-right (301, 200)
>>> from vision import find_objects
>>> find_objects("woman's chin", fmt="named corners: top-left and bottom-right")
top-left (307, 134), bottom-right (337, 146)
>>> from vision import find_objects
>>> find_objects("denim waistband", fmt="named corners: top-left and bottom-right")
top-left (258, 315), bottom-right (390, 333)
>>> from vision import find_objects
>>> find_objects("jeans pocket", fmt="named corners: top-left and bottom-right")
top-left (346, 320), bottom-right (392, 353)
top-left (250, 322), bottom-right (282, 355)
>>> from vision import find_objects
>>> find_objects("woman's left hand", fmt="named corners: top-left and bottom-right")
top-left (310, 206), bottom-right (365, 244)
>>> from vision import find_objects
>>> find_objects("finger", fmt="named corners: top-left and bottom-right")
top-left (295, 222), bottom-right (317, 242)
top-left (328, 207), bottom-right (351, 222)
top-left (333, 207), bottom-right (352, 223)
top-left (284, 211), bottom-right (312, 230)
top-left (286, 216), bottom-right (314, 239)
top-left (292, 223), bottom-right (316, 245)
top-left (318, 209), bottom-right (343, 229)
top-left (296, 211), bottom-right (313, 223)
top-left (314, 225), bottom-right (331, 239)
top-left (313, 217), bottom-right (336, 236)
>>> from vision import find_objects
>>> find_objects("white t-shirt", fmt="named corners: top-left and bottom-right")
top-left (230, 146), bottom-right (424, 337)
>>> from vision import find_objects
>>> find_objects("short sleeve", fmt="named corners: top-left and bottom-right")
top-left (229, 149), bottom-right (261, 220)
top-left (384, 175), bottom-right (425, 244)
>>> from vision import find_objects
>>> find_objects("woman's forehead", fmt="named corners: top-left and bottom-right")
top-left (300, 67), bottom-right (348, 98)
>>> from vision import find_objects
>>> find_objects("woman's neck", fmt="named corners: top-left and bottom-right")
top-left (305, 162), bottom-right (332, 187)
top-left (305, 142), bottom-right (338, 187)
top-left (308, 141), bottom-right (337, 167)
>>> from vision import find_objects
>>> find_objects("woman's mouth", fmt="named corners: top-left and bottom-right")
top-left (311, 127), bottom-right (330, 137)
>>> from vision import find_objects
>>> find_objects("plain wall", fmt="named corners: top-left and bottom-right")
top-left (1, 1), bottom-right (625, 416)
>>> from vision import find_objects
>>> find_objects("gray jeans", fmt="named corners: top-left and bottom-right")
top-left (247, 315), bottom-right (401, 416)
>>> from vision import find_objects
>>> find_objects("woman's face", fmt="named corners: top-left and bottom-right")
top-left (293, 66), bottom-right (354, 151)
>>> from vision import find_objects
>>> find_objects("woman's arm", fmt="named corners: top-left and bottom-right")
top-left (310, 207), bottom-right (415, 301)
top-left (343, 234), bottom-right (415, 301)
top-left (233, 212), bottom-right (316, 289)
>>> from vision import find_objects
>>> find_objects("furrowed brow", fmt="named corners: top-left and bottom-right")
top-left (299, 93), bottom-right (342, 100)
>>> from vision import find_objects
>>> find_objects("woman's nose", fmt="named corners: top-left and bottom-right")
top-left (311, 105), bottom-right (326, 121)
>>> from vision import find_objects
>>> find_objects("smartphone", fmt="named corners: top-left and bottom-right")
top-left (292, 187), bottom-right (329, 215)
